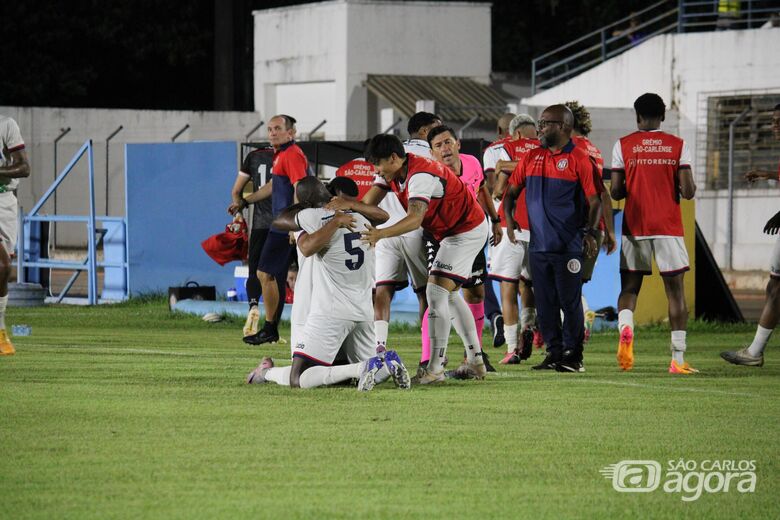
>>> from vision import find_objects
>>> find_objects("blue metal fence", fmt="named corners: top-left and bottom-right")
top-left (17, 140), bottom-right (129, 304)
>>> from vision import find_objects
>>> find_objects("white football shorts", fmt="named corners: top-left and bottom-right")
top-left (620, 236), bottom-right (689, 276)
top-left (429, 219), bottom-right (489, 284)
top-left (375, 233), bottom-right (428, 291)
top-left (293, 315), bottom-right (374, 366)
top-left (488, 227), bottom-right (531, 283)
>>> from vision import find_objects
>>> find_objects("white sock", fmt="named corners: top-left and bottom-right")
top-left (505, 323), bottom-right (518, 353)
top-left (298, 364), bottom-right (361, 389)
top-left (747, 326), bottom-right (772, 357)
top-left (265, 366), bottom-right (292, 386)
top-left (671, 330), bottom-right (686, 363)
top-left (426, 283), bottom-right (452, 373)
top-left (374, 320), bottom-right (389, 353)
top-left (0, 295), bottom-right (7, 330)
top-left (618, 309), bottom-right (634, 332)
top-left (520, 307), bottom-right (536, 330)
top-left (449, 292), bottom-right (483, 364)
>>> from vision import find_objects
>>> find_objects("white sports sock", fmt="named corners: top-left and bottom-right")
top-left (618, 309), bottom-right (634, 332)
top-left (298, 364), bottom-right (361, 389)
top-left (747, 326), bottom-right (772, 357)
top-left (265, 366), bottom-right (292, 386)
top-left (505, 323), bottom-right (518, 353)
top-left (426, 284), bottom-right (452, 373)
top-left (671, 330), bottom-right (686, 363)
top-left (374, 320), bottom-right (389, 353)
top-left (520, 307), bottom-right (536, 330)
top-left (0, 295), bottom-right (7, 330)
top-left (448, 292), bottom-right (483, 364)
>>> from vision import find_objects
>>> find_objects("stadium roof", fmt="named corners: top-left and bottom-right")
top-left (364, 75), bottom-right (509, 124)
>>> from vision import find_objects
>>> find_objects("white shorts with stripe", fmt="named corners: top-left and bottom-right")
top-left (293, 315), bottom-right (375, 366)
top-left (429, 219), bottom-right (489, 284)
top-left (620, 236), bottom-right (689, 276)
top-left (0, 193), bottom-right (18, 253)
top-left (375, 232), bottom-right (428, 291)
top-left (488, 227), bottom-right (531, 283)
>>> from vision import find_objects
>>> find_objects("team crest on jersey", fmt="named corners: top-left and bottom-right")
top-left (556, 159), bottom-right (569, 170)
top-left (567, 258), bottom-right (581, 274)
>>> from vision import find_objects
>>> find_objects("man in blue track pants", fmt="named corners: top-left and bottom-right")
top-left (504, 104), bottom-right (601, 372)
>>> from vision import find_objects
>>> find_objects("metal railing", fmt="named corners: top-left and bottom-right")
top-left (17, 140), bottom-right (129, 304)
top-left (531, 0), bottom-right (780, 94)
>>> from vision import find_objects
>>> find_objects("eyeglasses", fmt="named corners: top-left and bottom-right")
top-left (537, 120), bottom-right (563, 129)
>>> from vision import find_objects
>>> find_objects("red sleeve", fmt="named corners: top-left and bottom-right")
top-left (278, 151), bottom-right (308, 185)
top-left (577, 155), bottom-right (598, 198)
top-left (591, 158), bottom-right (605, 194)
top-left (508, 153), bottom-right (528, 189)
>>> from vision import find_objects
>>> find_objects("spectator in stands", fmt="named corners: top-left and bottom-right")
top-left (0, 114), bottom-right (30, 356)
top-left (228, 146), bottom-right (275, 342)
top-left (613, 13), bottom-right (643, 45)
top-left (722, 103), bottom-right (780, 367)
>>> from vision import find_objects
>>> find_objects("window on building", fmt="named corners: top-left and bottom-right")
top-left (706, 94), bottom-right (780, 190)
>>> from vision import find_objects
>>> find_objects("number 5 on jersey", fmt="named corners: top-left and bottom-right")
top-left (343, 232), bottom-right (364, 270)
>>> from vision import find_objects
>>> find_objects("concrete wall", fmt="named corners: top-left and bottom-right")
top-left (522, 28), bottom-right (780, 271)
top-left (1, 106), bottom-right (262, 246)
top-left (254, 0), bottom-right (491, 140)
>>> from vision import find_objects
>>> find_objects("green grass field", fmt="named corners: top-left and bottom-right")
top-left (1, 300), bottom-right (778, 519)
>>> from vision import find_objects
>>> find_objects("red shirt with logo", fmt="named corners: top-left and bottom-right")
top-left (611, 130), bottom-right (691, 238)
top-left (336, 159), bottom-right (375, 199)
top-left (502, 137), bottom-right (541, 230)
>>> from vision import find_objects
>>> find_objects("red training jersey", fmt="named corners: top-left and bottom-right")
top-left (336, 159), bottom-right (376, 199)
top-left (500, 137), bottom-right (541, 230)
top-left (385, 153), bottom-right (485, 242)
top-left (612, 131), bottom-right (690, 238)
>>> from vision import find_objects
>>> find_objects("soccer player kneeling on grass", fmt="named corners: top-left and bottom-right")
top-left (362, 134), bottom-right (490, 384)
top-left (246, 177), bottom-right (410, 391)
top-left (610, 93), bottom-right (697, 374)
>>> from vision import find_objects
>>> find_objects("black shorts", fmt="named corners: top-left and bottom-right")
top-left (248, 228), bottom-right (269, 275)
top-left (424, 232), bottom-right (487, 289)
top-left (258, 231), bottom-right (294, 278)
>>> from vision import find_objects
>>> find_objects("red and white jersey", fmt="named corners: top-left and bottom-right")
top-left (482, 136), bottom-right (512, 173)
top-left (336, 158), bottom-right (375, 200)
top-left (371, 140), bottom-right (431, 237)
top-left (0, 115), bottom-right (25, 192)
top-left (611, 130), bottom-right (692, 238)
top-left (497, 137), bottom-right (540, 230)
top-left (573, 135), bottom-right (604, 175)
top-left (376, 153), bottom-right (485, 242)
top-left (573, 136), bottom-right (607, 231)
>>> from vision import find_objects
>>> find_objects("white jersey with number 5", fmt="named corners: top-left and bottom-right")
top-left (295, 208), bottom-right (374, 321)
